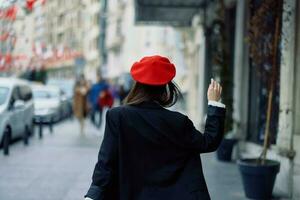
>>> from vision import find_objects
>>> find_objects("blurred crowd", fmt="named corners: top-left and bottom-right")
top-left (73, 73), bottom-right (130, 134)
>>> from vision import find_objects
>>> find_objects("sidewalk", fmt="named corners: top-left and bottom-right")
top-left (202, 153), bottom-right (245, 199)
top-left (0, 119), bottom-right (246, 200)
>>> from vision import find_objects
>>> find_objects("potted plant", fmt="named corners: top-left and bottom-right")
top-left (208, 0), bottom-right (237, 162)
top-left (237, 0), bottom-right (282, 199)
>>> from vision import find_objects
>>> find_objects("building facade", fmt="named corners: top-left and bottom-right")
top-left (40, 0), bottom-right (103, 80)
top-left (43, 0), bottom-right (83, 78)
top-left (82, 0), bottom-right (102, 81)
top-left (12, 7), bottom-right (34, 74)
top-left (134, 0), bottom-right (300, 199)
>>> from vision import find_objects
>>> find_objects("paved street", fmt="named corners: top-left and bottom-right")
top-left (0, 118), bottom-right (245, 200)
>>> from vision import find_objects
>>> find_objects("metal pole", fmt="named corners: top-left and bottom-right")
top-left (23, 128), bottom-right (29, 146)
top-left (39, 120), bottom-right (43, 139)
top-left (49, 117), bottom-right (53, 133)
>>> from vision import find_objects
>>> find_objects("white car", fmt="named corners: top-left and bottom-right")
top-left (0, 78), bottom-right (34, 147)
top-left (32, 85), bottom-right (63, 123)
top-left (46, 79), bottom-right (74, 118)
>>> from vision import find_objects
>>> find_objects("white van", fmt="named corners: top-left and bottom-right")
top-left (0, 78), bottom-right (34, 147)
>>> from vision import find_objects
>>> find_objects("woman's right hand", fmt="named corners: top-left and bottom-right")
top-left (207, 78), bottom-right (222, 102)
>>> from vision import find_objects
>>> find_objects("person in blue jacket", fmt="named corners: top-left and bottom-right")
top-left (85, 55), bottom-right (226, 200)
top-left (88, 73), bottom-right (108, 128)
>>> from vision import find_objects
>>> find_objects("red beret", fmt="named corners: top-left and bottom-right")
top-left (130, 55), bottom-right (176, 86)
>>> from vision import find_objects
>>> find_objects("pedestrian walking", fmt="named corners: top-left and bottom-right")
top-left (85, 55), bottom-right (226, 200)
top-left (98, 88), bottom-right (114, 109)
top-left (73, 75), bottom-right (89, 135)
top-left (88, 73), bottom-right (108, 128)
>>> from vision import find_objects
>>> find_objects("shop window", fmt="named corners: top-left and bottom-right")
top-left (247, 61), bottom-right (280, 144)
top-left (246, 0), bottom-right (282, 144)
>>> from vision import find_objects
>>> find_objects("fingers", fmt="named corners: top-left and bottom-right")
top-left (210, 78), bottom-right (213, 89)
top-left (213, 79), bottom-right (217, 90)
top-left (211, 79), bottom-right (218, 91)
top-left (208, 79), bottom-right (213, 91)
top-left (211, 78), bottom-right (222, 93)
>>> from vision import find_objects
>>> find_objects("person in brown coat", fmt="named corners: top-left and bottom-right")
top-left (73, 76), bottom-right (89, 135)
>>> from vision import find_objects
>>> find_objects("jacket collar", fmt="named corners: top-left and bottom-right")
top-left (135, 101), bottom-right (163, 109)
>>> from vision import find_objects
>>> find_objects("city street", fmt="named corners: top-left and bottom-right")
top-left (0, 118), bottom-right (245, 200)
top-left (1, 0), bottom-right (300, 198)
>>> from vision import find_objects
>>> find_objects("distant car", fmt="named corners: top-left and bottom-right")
top-left (0, 78), bottom-right (34, 147)
top-left (32, 85), bottom-right (63, 123)
top-left (46, 79), bottom-right (74, 117)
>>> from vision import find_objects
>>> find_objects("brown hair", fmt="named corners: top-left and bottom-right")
top-left (123, 81), bottom-right (182, 107)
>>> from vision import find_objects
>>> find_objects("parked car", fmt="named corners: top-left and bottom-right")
top-left (32, 85), bottom-right (63, 123)
top-left (0, 78), bottom-right (34, 147)
top-left (46, 79), bottom-right (74, 117)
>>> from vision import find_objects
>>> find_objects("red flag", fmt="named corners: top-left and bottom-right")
top-left (26, 0), bottom-right (36, 11)
top-left (5, 6), bottom-right (17, 20)
top-left (5, 54), bottom-right (12, 64)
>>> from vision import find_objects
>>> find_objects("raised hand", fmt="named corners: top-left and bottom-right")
top-left (207, 78), bottom-right (222, 102)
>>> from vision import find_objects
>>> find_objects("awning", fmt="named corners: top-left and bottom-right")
top-left (135, 0), bottom-right (207, 26)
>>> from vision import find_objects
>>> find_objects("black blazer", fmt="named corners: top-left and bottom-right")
top-left (85, 101), bottom-right (226, 200)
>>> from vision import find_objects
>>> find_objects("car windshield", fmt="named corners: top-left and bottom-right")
top-left (0, 87), bottom-right (9, 105)
top-left (47, 80), bottom-right (74, 98)
top-left (33, 89), bottom-right (59, 99)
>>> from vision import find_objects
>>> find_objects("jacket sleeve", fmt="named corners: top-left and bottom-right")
top-left (85, 110), bottom-right (119, 200)
top-left (183, 105), bottom-right (226, 153)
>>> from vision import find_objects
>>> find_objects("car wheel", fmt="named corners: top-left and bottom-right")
top-left (2, 127), bottom-right (11, 155)
top-left (1, 127), bottom-right (11, 146)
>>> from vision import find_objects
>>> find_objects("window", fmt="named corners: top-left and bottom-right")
top-left (9, 87), bottom-right (20, 109)
top-left (246, 0), bottom-right (281, 145)
top-left (58, 33), bottom-right (64, 43)
top-left (58, 14), bottom-right (65, 26)
top-left (19, 85), bottom-right (33, 102)
top-left (77, 11), bottom-right (82, 27)
top-left (116, 18), bottom-right (122, 36)
top-left (33, 89), bottom-right (59, 99)
top-left (0, 87), bottom-right (9, 105)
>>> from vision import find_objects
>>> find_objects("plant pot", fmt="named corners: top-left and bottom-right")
top-left (216, 138), bottom-right (237, 161)
top-left (237, 158), bottom-right (280, 199)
